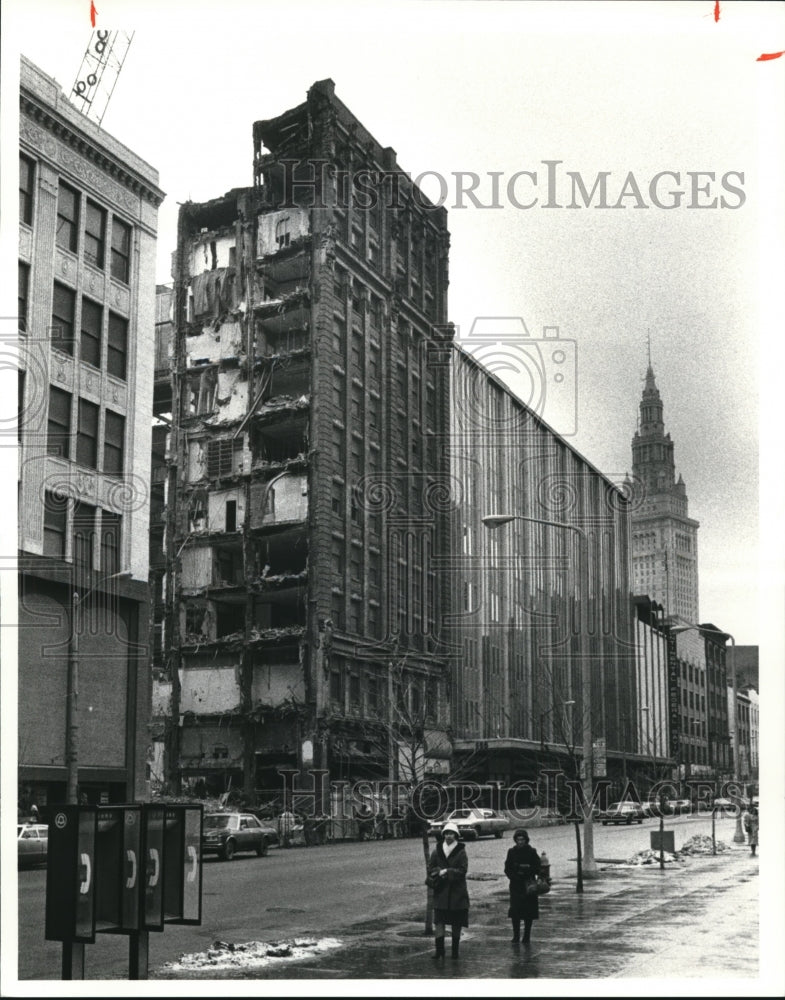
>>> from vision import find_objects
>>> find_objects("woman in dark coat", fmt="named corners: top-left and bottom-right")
top-left (428, 823), bottom-right (470, 960)
top-left (504, 828), bottom-right (542, 944)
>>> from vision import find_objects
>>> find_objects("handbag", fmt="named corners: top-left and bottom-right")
top-left (535, 875), bottom-right (551, 895)
top-left (427, 870), bottom-right (446, 892)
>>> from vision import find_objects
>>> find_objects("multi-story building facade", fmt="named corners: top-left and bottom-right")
top-left (670, 624), bottom-right (731, 782)
top-left (17, 56), bottom-right (163, 809)
top-left (153, 80), bottom-right (453, 798)
top-left (631, 361), bottom-right (700, 622)
top-left (632, 596), bottom-right (671, 781)
top-left (448, 345), bottom-right (638, 788)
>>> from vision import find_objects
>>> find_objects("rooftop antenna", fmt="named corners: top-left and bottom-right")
top-left (70, 29), bottom-right (134, 127)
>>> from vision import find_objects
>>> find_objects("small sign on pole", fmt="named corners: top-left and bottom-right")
top-left (650, 830), bottom-right (675, 853)
top-left (592, 738), bottom-right (607, 778)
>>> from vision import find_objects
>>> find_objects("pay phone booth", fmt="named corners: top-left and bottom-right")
top-left (46, 803), bottom-right (202, 980)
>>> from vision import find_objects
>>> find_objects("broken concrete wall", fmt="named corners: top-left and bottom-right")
top-left (181, 546), bottom-right (213, 590)
top-left (186, 438), bottom-right (206, 483)
top-left (186, 320), bottom-right (244, 366)
top-left (208, 487), bottom-right (246, 532)
top-left (152, 676), bottom-right (172, 715)
top-left (257, 208), bottom-right (309, 257)
top-left (209, 370), bottom-right (248, 423)
top-left (181, 650), bottom-right (244, 712)
top-left (190, 234), bottom-right (236, 275)
top-left (252, 660), bottom-right (305, 707)
top-left (180, 723), bottom-right (243, 767)
top-left (264, 472), bottom-right (308, 524)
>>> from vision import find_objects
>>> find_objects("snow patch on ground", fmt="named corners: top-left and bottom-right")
top-left (162, 936), bottom-right (343, 972)
top-left (678, 834), bottom-right (731, 855)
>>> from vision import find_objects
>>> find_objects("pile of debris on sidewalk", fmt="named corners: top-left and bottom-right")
top-left (161, 936), bottom-right (342, 973)
top-left (625, 848), bottom-right (683, 866)
top-left (677, 833), bottom-right (731, 855)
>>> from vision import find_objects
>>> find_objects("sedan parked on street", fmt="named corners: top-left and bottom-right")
top-left (202, 812), bottom-right (278, 861)
top-left (428, 808), bottom-right (509, 840)
top-left (17, 823), bottom-right (48, 867)
top-left (599, 801), bottom-right (646, 825)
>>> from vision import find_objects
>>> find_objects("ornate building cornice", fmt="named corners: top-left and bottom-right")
top-left (20, 93), bottom-right (165, 210)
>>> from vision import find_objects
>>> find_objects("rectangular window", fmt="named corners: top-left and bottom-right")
top-left (43, 491), bottom-right (67, 558)
top-left (349, 598), bottom-right (361, 633)
top-left (332, 538), bottom-right (345, 575)
top-left (206, 438), bottom-right (242, 478)
top-left (332, 426), bottom-right (344, 463)
top-left (225, 499), bottom-right (237, 532)
top-left (107, 312), bottom-right (128, 380)
top-left (56, 181), bottom-right (79, 253)
top-left (47, 386), bottom-right (72, 458)
top-left (330, 669), bottom-right (343, 703)
top-left (369, 294), bottom-right (381, 330)
top-left (19, 154), bottom-right (35, 226)
top-left (18, 262), bottom-right (30, 333)
top-left (333, 374), bottom-right (345, 414)
top-left (84, 200), bottom-right (106, 269)
top-left (100, 510), bottom-right (121, 575)
top-left (103, 410), bottom-right (125, 476)
top-left (368, 675), bottom-right (380, 715)
top-left (110, 216), bottom-right (131, 283)
top-left (51, 282), bottom-right (76, 355)
top-left (73, 502), bottom-right (96, 572)
top-left (80, 297), bottom-right (103, 368)
top-left (76, 399), bottom-right (99, 468)
top-left (333, 317), bottom-right (346, 358)
top-left (331, 480), bottom-right (344, 517)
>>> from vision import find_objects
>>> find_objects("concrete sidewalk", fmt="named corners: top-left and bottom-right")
top-left (156, 845), bottom-right (760, 981)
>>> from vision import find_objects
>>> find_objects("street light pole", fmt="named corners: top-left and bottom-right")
top-left (670, 622), bottom-right (745, 844)
top-left (65, 569), bottom-right (132, 804)
top-left (483, 513), bottom-right (598, 878)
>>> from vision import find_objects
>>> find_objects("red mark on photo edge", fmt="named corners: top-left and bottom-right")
top-left (757, 51), bottom-right (785, 61)
top-left (90, 1), bottom-right (97, 27)
top-left (714, 1), bottom-right (720, 23)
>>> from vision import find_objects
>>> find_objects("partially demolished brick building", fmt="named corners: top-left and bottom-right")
top-left (153, 81), bottom-right (454, 798)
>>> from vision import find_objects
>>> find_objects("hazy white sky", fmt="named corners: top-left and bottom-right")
top-left (4, 0), bottom-right (784, 647)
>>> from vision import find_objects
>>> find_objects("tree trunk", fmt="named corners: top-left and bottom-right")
top-left (574, 820), bottom-right (584, 893)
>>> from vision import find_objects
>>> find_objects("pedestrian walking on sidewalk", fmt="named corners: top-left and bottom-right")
top-left (743, 806), bottom-right (759, 856)
top-left (504, 828), bottom-right (542, 945)
top-left (427, 823), bottom-right (470, 961)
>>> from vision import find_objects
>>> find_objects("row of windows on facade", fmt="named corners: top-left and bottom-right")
top-left (45, 383), bottom-right (125, 475)
top-left (20, 272), bottom-right (130, 380)
top-left (19, 155), bottom-right (133, 284)
top-left (42, 490), bottom-right (121, 572)
top-left (328, 662), bottom-right (439, 720)
top-left (329, 592), bottom-right (437, 645)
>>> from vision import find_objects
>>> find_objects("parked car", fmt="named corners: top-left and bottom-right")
top-left (18, 823), bottom-right (48, 867)
top-left (599, 801), bottom-right (646, 825)
top-left (201, 812), bottom-right (277, 860)
top-left (428, 808), bottom-right (509, 840)
top-left (669, 798), bottom-right (693, 814)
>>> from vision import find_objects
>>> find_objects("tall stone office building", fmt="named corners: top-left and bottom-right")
top-left (17, 56), bottom-right (163, 809)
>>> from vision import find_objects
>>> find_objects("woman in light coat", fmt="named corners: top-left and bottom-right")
top-left (427, 823), bottom-right (470, 960)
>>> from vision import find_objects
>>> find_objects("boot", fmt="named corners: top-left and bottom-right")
top-left (451, 929), bottom-right (461, 960)
top-left (511, 918), bottom-right (521, 943)
top-left (432, 936), bottom-right (445, 960)
top-left (522, 920), bottom-right (532, 945)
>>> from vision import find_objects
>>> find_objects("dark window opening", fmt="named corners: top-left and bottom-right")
top-left (84, 200), bottom-right (106, 269)
top-left (73, 501), bottom-right (97, 572)
top-left (76, 398), bottom-right (99, 468)
top-left (107, 312), bottom-right (128, 380)
top-left (51, 282), bottom-right (76, 356)
top-left (80, 297), bottom-right (103, 368)
top-left (43, 491), bottom-right (67, 558)
top-left (110, 217), bottom-right (131, 283)
top-left (19, 155), bottom-right (35, 226)
top-left (18, 262), bottom-right (30, 334)
top-left (100, 510), bottom-right (121, 575)
top-left (56, 181), bottom-right (79, 253)
top-left (225, 499), bottom-right (237, 532)
top-left (103, 409), bottom-right (125, 476)
top-left (47, 385), bottom-right (72, 458)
